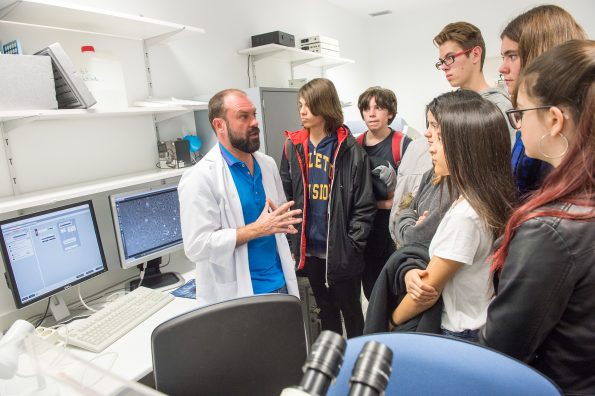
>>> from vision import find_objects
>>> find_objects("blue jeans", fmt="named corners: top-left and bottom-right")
top-left (441, 328), bottom-right (479, 343)
top-left (270, 285), bottom-right (288, 294)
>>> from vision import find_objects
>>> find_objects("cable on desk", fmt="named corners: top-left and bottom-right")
top-left (248, 55), bottom-right (251, 88)
top-left (36, 298), bottom-right (51, 327)
top-left (24, 274), bottom-right (139, 326)
top-left (78, 285), bottom-right (98, 313)
top-left (136, 262), bottom-right (148, 289)
top-left (80, 351), bottom-right (119, 388)
top-left (159, 254), bottom-right (171, 268)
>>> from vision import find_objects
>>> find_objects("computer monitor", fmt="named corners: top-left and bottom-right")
top-left (109, 183), bottom-right (184, 290)
top-left (0, 201), bottom-right (107, 320)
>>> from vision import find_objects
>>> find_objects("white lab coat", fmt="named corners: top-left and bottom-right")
top-left (178, 145), bottom-right (299, 305)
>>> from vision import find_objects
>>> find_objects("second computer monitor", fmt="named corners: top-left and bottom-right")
top-left (110, 183), bottom-right (183, 270)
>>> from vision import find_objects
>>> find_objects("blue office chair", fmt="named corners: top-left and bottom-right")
top-left (151, 294), bottom-right (307, 396)
top-left (327, 333), bottom-right (561, 396)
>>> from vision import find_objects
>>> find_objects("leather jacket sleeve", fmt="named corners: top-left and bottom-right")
top-left (347, 148), bottom-right (377, 253)
top-left (479, 218), bottom-right (575, 362)
top-left (279, 140), bottom-right (294, 203)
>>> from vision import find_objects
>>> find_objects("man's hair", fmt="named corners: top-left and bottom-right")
top-left (208, 88), bottom-right (246, 131)
top-left (357, 86), bottom-right (398, 124)
top-left (433, 21), bottom-right (486, 70)
top-left (298, 78), bottom-right (344, 133)
top-left (515, 5), bottom-right (586, 69)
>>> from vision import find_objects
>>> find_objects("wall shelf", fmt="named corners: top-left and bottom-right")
top-left (0, 104), bottom-right (207, 122)
top-left (0, 1), bottom-right (205, 200)
top-left (0, 103), bottom-right (208, 131)
top-left (238, 43), bottom-right (354, 87)
top-left (238, 43), bottom-right (354, 69)
top-left (0, 167), bottom-right (186, 214)
top-left (0, 0), bottom-right (205, 41)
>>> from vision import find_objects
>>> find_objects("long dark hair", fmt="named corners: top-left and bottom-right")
top-left (492, 40), bottom-right (595, 272)
top-left (298, 78), bottom-right (344, 133)
top-left (428, 90), bottom-right (516, 239)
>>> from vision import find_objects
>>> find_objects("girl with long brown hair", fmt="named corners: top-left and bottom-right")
top-left (391, 89), bottom-right (516, 341)
top-left (499, 5), bottom-right (586, 197)
top-left (480, 40), bottom-right (595, 394)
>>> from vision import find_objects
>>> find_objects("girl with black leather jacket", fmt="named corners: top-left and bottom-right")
top-left (480, 40), bottom-right (595, 395)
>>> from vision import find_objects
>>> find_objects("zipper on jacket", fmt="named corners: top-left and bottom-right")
top-left (294, 142), bottom-right (308, 271)
top-left (324, 138), bottom-right (344, 288)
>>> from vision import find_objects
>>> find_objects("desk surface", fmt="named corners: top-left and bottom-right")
top-left (69, 297), bottom-right (200, 380)
top-left (67, 270), bottom-right (202, 382)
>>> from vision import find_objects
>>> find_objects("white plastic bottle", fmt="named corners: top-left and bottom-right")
top-left (79, 45), bottom-right (128, 109)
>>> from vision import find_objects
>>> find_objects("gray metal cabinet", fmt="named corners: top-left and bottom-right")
top-left (245, 87), bottom-right (302, 167)
top-left (194, 87), bottom-right (302, 167)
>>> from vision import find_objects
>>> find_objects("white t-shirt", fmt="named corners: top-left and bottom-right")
top-left (429, 198), bottom-right (494, 332)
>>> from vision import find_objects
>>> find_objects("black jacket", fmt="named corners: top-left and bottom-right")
top-left (363, 243), bottom-right (442, 334)
top-left (480, 202), bottom-right (595, 395)
top-left (280, 126), bottom-right (376, 284)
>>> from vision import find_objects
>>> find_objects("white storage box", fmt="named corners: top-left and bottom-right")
top-left (0, 54), bottom-right (58, 110)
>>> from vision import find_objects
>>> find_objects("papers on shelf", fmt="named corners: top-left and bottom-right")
top-left (133, 97), bottom-right (207, 108)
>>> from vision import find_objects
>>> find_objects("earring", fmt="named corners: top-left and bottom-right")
top-left (539, 132), bottom-right (569, 159)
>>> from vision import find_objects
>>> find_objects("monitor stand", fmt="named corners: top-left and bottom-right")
top-left (49, 295), bottom-right (70, 322)
top-left (128, 257), bottom-right (184, 291)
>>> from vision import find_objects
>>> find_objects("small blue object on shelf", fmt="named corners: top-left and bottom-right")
top-left (170, 278), bottom-right (196, 299)
top-left (183, 135), bottom-right (201, 153)
top-left (3, 40), bottom-right (23, 55)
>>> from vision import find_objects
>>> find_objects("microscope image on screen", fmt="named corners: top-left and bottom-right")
top-left (115, 190), bottom-right (181, 260)
top-left (110, 183), bottom-right (184, 291)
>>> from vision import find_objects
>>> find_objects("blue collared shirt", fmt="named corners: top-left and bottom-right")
top-left (219, 144), bottom-right (285, 294)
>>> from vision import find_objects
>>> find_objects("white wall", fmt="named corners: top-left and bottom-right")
top-left (0, 0), bottom-right (373, 330)
top-left (366, 0), bottom-right (595, 130)
top-left (0, 0), bottom-right (593, 330)
top-left (62, 0), bottom-right (374, 121)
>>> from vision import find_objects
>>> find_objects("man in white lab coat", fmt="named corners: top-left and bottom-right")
top-left (178, 89), bottom-right (302, 305)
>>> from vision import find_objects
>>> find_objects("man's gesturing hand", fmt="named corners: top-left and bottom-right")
top-left (236, 199), bottom-right (302, 246)
top-left (255, 199), bottom-right (302, 236)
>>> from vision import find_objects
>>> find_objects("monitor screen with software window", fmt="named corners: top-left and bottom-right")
top-left (0, 201), bottom-right (107, 309)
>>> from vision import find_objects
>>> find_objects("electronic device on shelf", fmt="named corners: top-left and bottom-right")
top-left (251, 30), bottom-right (295, 48)
top-left (2, 39), bottom-right (22, 55)
top-left (157, 139), bottom-right (191, 169)
top-left (110, 183), bottom-right (184, 291)
top-left (67, 286), bottom-right (174, 353)
top-left (0, 201), bottom-right (108, 322)
top-left (35, 42), bottom-right (97, 109)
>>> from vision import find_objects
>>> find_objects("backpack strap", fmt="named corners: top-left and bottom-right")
top-left (356, 131), bottom-right (366, 146)
top-left (392, 130), bottom-right (405, 166)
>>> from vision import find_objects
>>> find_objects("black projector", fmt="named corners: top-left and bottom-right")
top-left (251, 31), bottom-right (295, 48)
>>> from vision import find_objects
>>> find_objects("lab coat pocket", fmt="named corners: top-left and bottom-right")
top-left (209, 259), bottom-right (236, 284)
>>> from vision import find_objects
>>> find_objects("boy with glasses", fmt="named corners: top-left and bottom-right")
top-left (434, 22), bottom-right (515, 143)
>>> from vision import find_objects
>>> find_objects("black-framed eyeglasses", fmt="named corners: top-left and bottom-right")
top-left (505, 106), bottom-right (553, 130)
top-left (435, 48), bottom-right (473, 70)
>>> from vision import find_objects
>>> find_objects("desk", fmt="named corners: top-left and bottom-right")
top-left (0, 270), bottom-right (202, 395)
top-left (68, 296), bottom-right (201, 381)
top-left (66, 268), bottom-right (202, 383)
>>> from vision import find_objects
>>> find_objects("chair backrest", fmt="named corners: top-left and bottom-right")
top-left (151, 294), bottom-right (307, 396)
top-left (327, 333), bottom-right (561, 396)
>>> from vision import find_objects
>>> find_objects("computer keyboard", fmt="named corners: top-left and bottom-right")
top-left (67, 287), bottom-right (174, 353)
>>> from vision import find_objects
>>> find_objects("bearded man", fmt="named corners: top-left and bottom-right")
top-left (178, 89), bottom-right (302, 304)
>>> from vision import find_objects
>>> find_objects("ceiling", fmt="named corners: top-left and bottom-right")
top-left (326, 0), bottom-right (451, 18)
